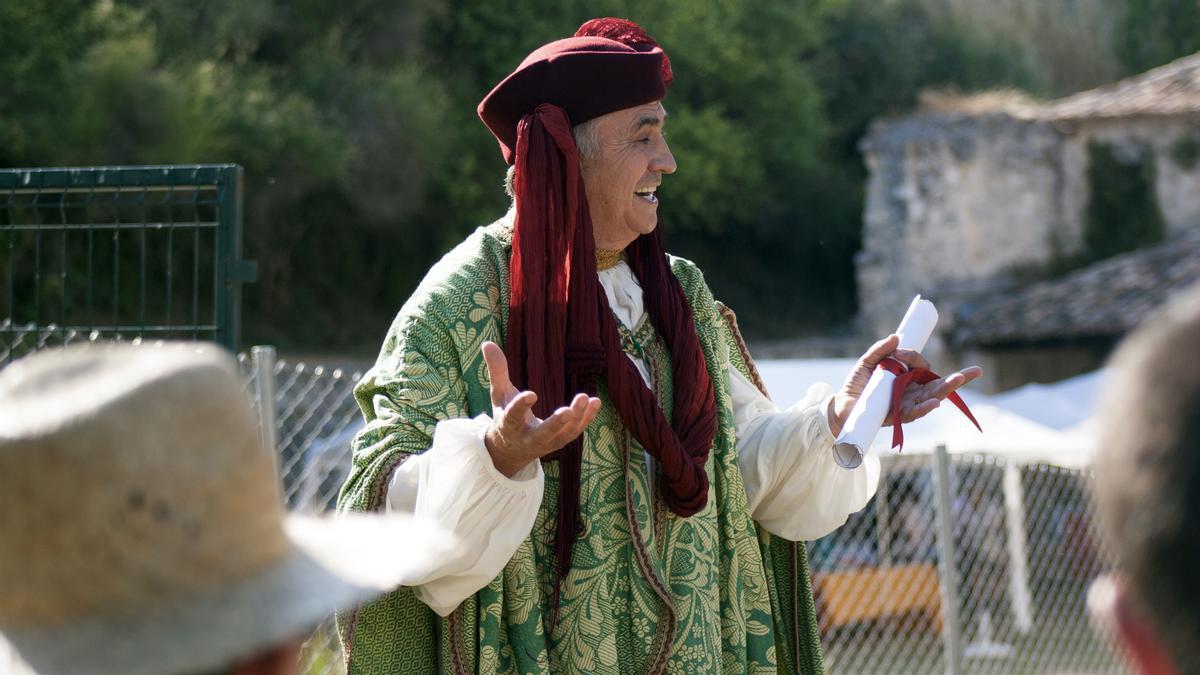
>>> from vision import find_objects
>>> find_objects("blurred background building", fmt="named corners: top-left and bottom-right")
top-left (858, 53), bottom-right (1200, 390)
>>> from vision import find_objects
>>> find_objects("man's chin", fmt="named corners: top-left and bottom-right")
top-left (632, 216), bottom-right (659, 236)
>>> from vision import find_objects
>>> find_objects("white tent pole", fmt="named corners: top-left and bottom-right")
top-left (1003, 463), bottom-right (1034, 633)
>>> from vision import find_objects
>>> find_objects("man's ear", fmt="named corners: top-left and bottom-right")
top-left (226, 640), bottom-right (303, 675)
top-left (1090, 574), bottom-right (1180, 675)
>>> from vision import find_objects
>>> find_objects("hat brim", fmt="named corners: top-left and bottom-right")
top-left (1, 512), bottom-right (459, 675)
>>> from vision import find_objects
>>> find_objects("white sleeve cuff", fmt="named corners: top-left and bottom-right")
top-left (732, 366), bottom-right (880, 541)
top-left (386, 414), bottom-right (544, 616)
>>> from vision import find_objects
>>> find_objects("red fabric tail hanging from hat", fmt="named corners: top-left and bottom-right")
top-left (505, 104), bottom-right (717, 614)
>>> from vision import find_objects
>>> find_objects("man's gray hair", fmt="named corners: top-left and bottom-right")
top-left (503, 118), bottom-right (602, 200)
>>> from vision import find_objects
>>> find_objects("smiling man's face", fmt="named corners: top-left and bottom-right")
top-left (579, 101), bottom-right (677, 250)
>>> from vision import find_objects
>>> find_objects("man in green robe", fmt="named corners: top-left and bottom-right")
top-left (338, 18), bottom-right (980, 674)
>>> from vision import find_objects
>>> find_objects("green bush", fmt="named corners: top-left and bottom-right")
top-left (1084, 141), bottom-right (1166, 262)
top-left (1119, 0), bottom-right (1200, 74)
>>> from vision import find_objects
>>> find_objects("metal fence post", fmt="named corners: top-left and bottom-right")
top-left (252, 345), bottom-right (281, 504)
top-left (933, 444), bottom-right (964, 675)
top-left (216, 165), bottom-right (255, 353)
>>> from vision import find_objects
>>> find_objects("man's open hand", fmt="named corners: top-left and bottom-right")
top-left (481, 341), bottom-right (602, 477)
top-left (829, 335), bottom-right (983, 437)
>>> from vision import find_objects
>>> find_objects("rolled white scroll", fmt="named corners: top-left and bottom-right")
top-left (833, 295), bottom-right (939, 468)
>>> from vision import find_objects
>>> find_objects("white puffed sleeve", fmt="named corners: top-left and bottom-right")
top-left (731, 367), bottom-right (881, 541)
top-left (386, 414), bottom-right (543, 616)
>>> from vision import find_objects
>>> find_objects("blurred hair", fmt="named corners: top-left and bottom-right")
top-left (504, 118), bottom-right (602, 201)
top-left (1094, 284), bottom-right (1200, 673)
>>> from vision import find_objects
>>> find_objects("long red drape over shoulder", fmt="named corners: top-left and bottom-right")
top-left (505, 105), bottom-right (717, 609)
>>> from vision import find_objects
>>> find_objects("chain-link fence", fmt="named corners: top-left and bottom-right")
top-left (244, 342), bottom-right (1123, 675)
top-left (1, 331), bottom-right (1124, 674)
top-left (811, 452), bottom-right (1122, 674)
top-left (235, 348), bottom-right (359, 675)
top-left (239, 350), bottom-right (364, 514)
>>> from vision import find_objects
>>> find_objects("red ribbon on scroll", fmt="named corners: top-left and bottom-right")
top-left (878, 357), bottom-right (982, 451)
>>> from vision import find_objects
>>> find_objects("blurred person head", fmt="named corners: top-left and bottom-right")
top-left (1091, 285), bottom-right (1200, 675)
top-left (0, 342), bottom-right (457, 675)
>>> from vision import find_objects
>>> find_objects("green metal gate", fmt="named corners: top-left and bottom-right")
top-left (0, 165), bottom-right (255, 364)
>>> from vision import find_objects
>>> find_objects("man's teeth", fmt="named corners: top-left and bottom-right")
top-left (635, 188), bottom-right (657, 197)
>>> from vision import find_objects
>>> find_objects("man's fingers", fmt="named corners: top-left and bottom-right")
top-left (535, 396), bottom-right (601, 452)
top-left (482, 341), bottom-right (513, 407)
top-left (569, 397), bottom-right (602, 438)
top-left (535, 405), bottom-right (581, 450)
top-left (920, 375), bottom-right (963, 402)
top-left (569, 392), bottom-right (589, 415)
top-left (895, 364), bottom-right (985, 423)
top-left (857, 334), bottom-right (900, 369)
top-left (492, 387), bottom-right (603, 462)
top-left (891, 348), bottom-right (931, 372)
top-left (958, 366), bottom-right (984, 383)
top-left (547, 394), bottom-right (588, 439)
top-left (922, 367), bottom-right (983, 402)
top-left (582, 397), bottom-right (602, 425)
top-left (501, 390), bottom-right (538, 429)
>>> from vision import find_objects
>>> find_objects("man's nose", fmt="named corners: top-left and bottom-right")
top-left (653, 140), bottom-right (677, 174)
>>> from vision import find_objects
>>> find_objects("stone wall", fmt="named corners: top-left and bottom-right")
top-left (857, 113), bottom-right (1065, 364)
top-left (1059, 116), bottom-right (1200, 240)
top-left (856, 111), bottom-right (1200, 370)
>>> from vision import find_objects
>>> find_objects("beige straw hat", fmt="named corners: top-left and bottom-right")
top-left (0, 342), bottom-right (457, 675)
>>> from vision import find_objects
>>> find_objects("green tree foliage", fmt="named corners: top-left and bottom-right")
top-left (0, 0), bottom-right (1161, 351)
top-left (817, 0), bottom-right (1042, 179)
top-left (1119, 0), bottom-right (1200, 74)
top-left (910, 0), bottom-right (1124, 96)
top-left (3, 1), bottom-right (455, 350)
top-left (1084, 142), bottom-right (1166, 262)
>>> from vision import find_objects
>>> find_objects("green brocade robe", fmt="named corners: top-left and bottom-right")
top-left (337, 221), bottom-right (825, 674)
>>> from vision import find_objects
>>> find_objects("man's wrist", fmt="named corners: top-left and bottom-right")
top-left (828, 394), bottom-right (850, 438)
top-left (484, 424), bottom-right (528, 477)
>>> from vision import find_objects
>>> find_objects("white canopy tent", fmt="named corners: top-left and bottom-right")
top-left (988, 368), bottom-right (1108, 431)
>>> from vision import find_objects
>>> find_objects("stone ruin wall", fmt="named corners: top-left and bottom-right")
top-left (856, 113), bottom-right (1066, 364)
top-left (1057, 116), bottom-right (1200, 240)
top-left (856, 112), bottom-right (1200, 367)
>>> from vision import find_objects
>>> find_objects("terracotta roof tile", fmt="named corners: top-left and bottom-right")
top-left (1040, 52), bottom-right (1200, 120)
top-left (953, 233), bottom-right (1200, 347)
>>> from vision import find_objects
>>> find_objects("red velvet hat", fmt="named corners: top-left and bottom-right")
top-left (478, 21), bottom-right (672, 164)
